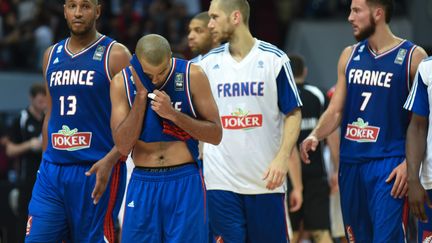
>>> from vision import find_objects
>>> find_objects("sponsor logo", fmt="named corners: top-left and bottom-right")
top-left (127, 201), bottom-right (135, 208)
top-left (26, 216), bottom-right (32, 236)
top-left (215, 236), bottom-right (224, 243)
top-left (51, 125), bottom-right (92, 151)
top-left (53, 57), bottom-right (59, 64)
top-left (345, 118), bottom-right (380, 143)
top-left (346, 225), bottom-right (355, 243)
top-left (423, 231), bottom-right (432, 243)
top-left (174, 73), bottom-right (184, 91)
top-left (394, 48), bottom-right (407, 65)
top-left (93, 45), bottom-right (105, 61)
top-left (353, 55), bottom-right (360, 61)
top-left (213, 64), bottom-right (220, 70)
top-left (162, 121), bottom-right (191, 140)
top-left (221, 108), bottom-right (263, 130)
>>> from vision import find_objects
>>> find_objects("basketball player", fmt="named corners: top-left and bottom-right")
top-left (110, 34), bottom-right (221, 242)
top-left (188, 11), bottom-right (220, 63)
top-left (300, 0), bottom-right (427, 241)
top-left (404, 56), bottom-right (432, 242)
top-left (25, 0), bottom-right (131, 242)
top-left (288, 54), bottom-right (332, 243)
top-left (199, 0), bottom-right (302, 241)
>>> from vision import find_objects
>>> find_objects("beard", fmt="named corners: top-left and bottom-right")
top-left (354, 14), bottom-right (376, 42)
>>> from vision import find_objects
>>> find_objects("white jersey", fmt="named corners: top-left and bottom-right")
top-left (404, 57), bottom-right (432, 190)
top-left (199, 39), bottom-right (302, 194)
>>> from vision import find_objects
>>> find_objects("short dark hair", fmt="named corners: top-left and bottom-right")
top-left (192, 11), bottom-right (211, 25)
top-left (29, 83), bottom-right (46, 98)
top-left (288, 54), bottom-right (305, 78)
top-left (367, 0), bottom-right (393, 23)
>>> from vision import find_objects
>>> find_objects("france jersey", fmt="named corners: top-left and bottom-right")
top-left (199, 39), bottom-right (302, 194)
top-left (122, 55), bottom-right (201, 166)
top-left (44, 35), bottom-right (116, 164)
top-left (404, 56), bottom-right (432, 191)
top-left (340, 39), bottom-right (417, 163)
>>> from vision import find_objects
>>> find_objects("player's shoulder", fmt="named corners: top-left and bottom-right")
top-left (201, 44), bottom-right (226, 61)
top-left (418, 56), bottom-right (432, 81)
top-left (256, 40), bottom-right (286, 58)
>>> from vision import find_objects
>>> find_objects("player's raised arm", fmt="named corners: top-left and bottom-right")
top-left (159, 64), bottom-right (222, 145)
top-left (110, 71), bottom-right (148, 156)
top-left (300, 46), bottom-right (351, 163)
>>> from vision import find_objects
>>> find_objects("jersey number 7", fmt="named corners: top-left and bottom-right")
top-left (360, 92), bottom-right (371, 111)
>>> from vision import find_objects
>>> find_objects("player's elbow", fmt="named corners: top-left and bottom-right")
top-left (113, 134), bottom-right (131, 156)
top-left (208, 124), bottom-right (223, 145)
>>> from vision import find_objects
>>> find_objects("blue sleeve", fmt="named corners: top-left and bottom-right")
top-left (276, 61), bottom-right (302, 114)
top-left (404, 71), bottom-right (429, 117)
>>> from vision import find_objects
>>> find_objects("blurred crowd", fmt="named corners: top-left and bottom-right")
top-left (0, 0), bottom-right (409, 71)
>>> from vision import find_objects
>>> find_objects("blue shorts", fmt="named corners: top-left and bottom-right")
top-left (25, 159), bottom-right (126, 243)
top-left (339, 157), bottom-right (406, 243)
top-left (121, 163), bottom-right (207, 243)
top-left (207, 190), bottom-right (289, 243)
top-left (417, 189), bottom-right (432, 242)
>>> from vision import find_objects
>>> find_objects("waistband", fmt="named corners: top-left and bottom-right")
top-left (131, 162), bottom-right (199, 182)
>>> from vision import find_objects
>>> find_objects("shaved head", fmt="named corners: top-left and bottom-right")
top-left (65, 0), bottom-right (98, 4)
top-left (135, 34), bottom-right (171, 66)
top-left (212, 0), bottom-right (250, 25)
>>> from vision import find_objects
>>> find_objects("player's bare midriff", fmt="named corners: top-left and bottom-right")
top-left (132, 140), bottom-right (194, 167)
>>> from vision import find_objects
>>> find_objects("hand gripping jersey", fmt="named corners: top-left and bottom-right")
top-left (404, 56), bottom-right (432, 190)
top-left (122, 55), bottom-right (201, 167)
top-left (341, 40), bottom-right (417, 163)
top-left (199, 39), bottom-right (302, 194)
top-left (44, 35), bottom-right (116, 164)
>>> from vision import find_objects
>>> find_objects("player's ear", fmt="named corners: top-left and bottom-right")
top-left (373, 6), bottom-right (384, 22)
top-left (95, 4), bottom-right (101, 20)
top-left (232, 10), bottom-right (241, 25)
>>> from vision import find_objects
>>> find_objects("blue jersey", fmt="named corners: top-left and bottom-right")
top-left (44, 35), bottom-right (116, 164)
top-left (123, 56), bottom-right (201, 167)
top-left (340, 40), bottom-right (417, 163)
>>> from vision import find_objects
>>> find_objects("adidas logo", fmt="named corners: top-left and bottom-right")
top-left (353, 55), bottom-right (360, 61)
top-left (127, 201), bottom-right (135, 208)
top-left (212, 64), bottom-right (220, 69)
top-left (53, 57), bottom-right (59, 64)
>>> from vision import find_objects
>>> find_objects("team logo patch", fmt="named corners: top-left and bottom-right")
top-left (26, 216), bottom-right (32, 236)
top-left (345, 118), bottom-right (380, 143)
top-left (346, 225), bottom-right (355, 243)
top-left (51, 125), bottom-right (92, 151)
top-left (257, 60), bottom-right (264, 68)
top-left (93, 45), bottom-right (106, 61)
top-left (394, 48), bottom-right (407, 65)
top-left (423, 231), bottom-right (432, 243)
top-left (221, 108), bottom-right (263, 130)
top-left (174, 73), bottom-right (184, 91)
